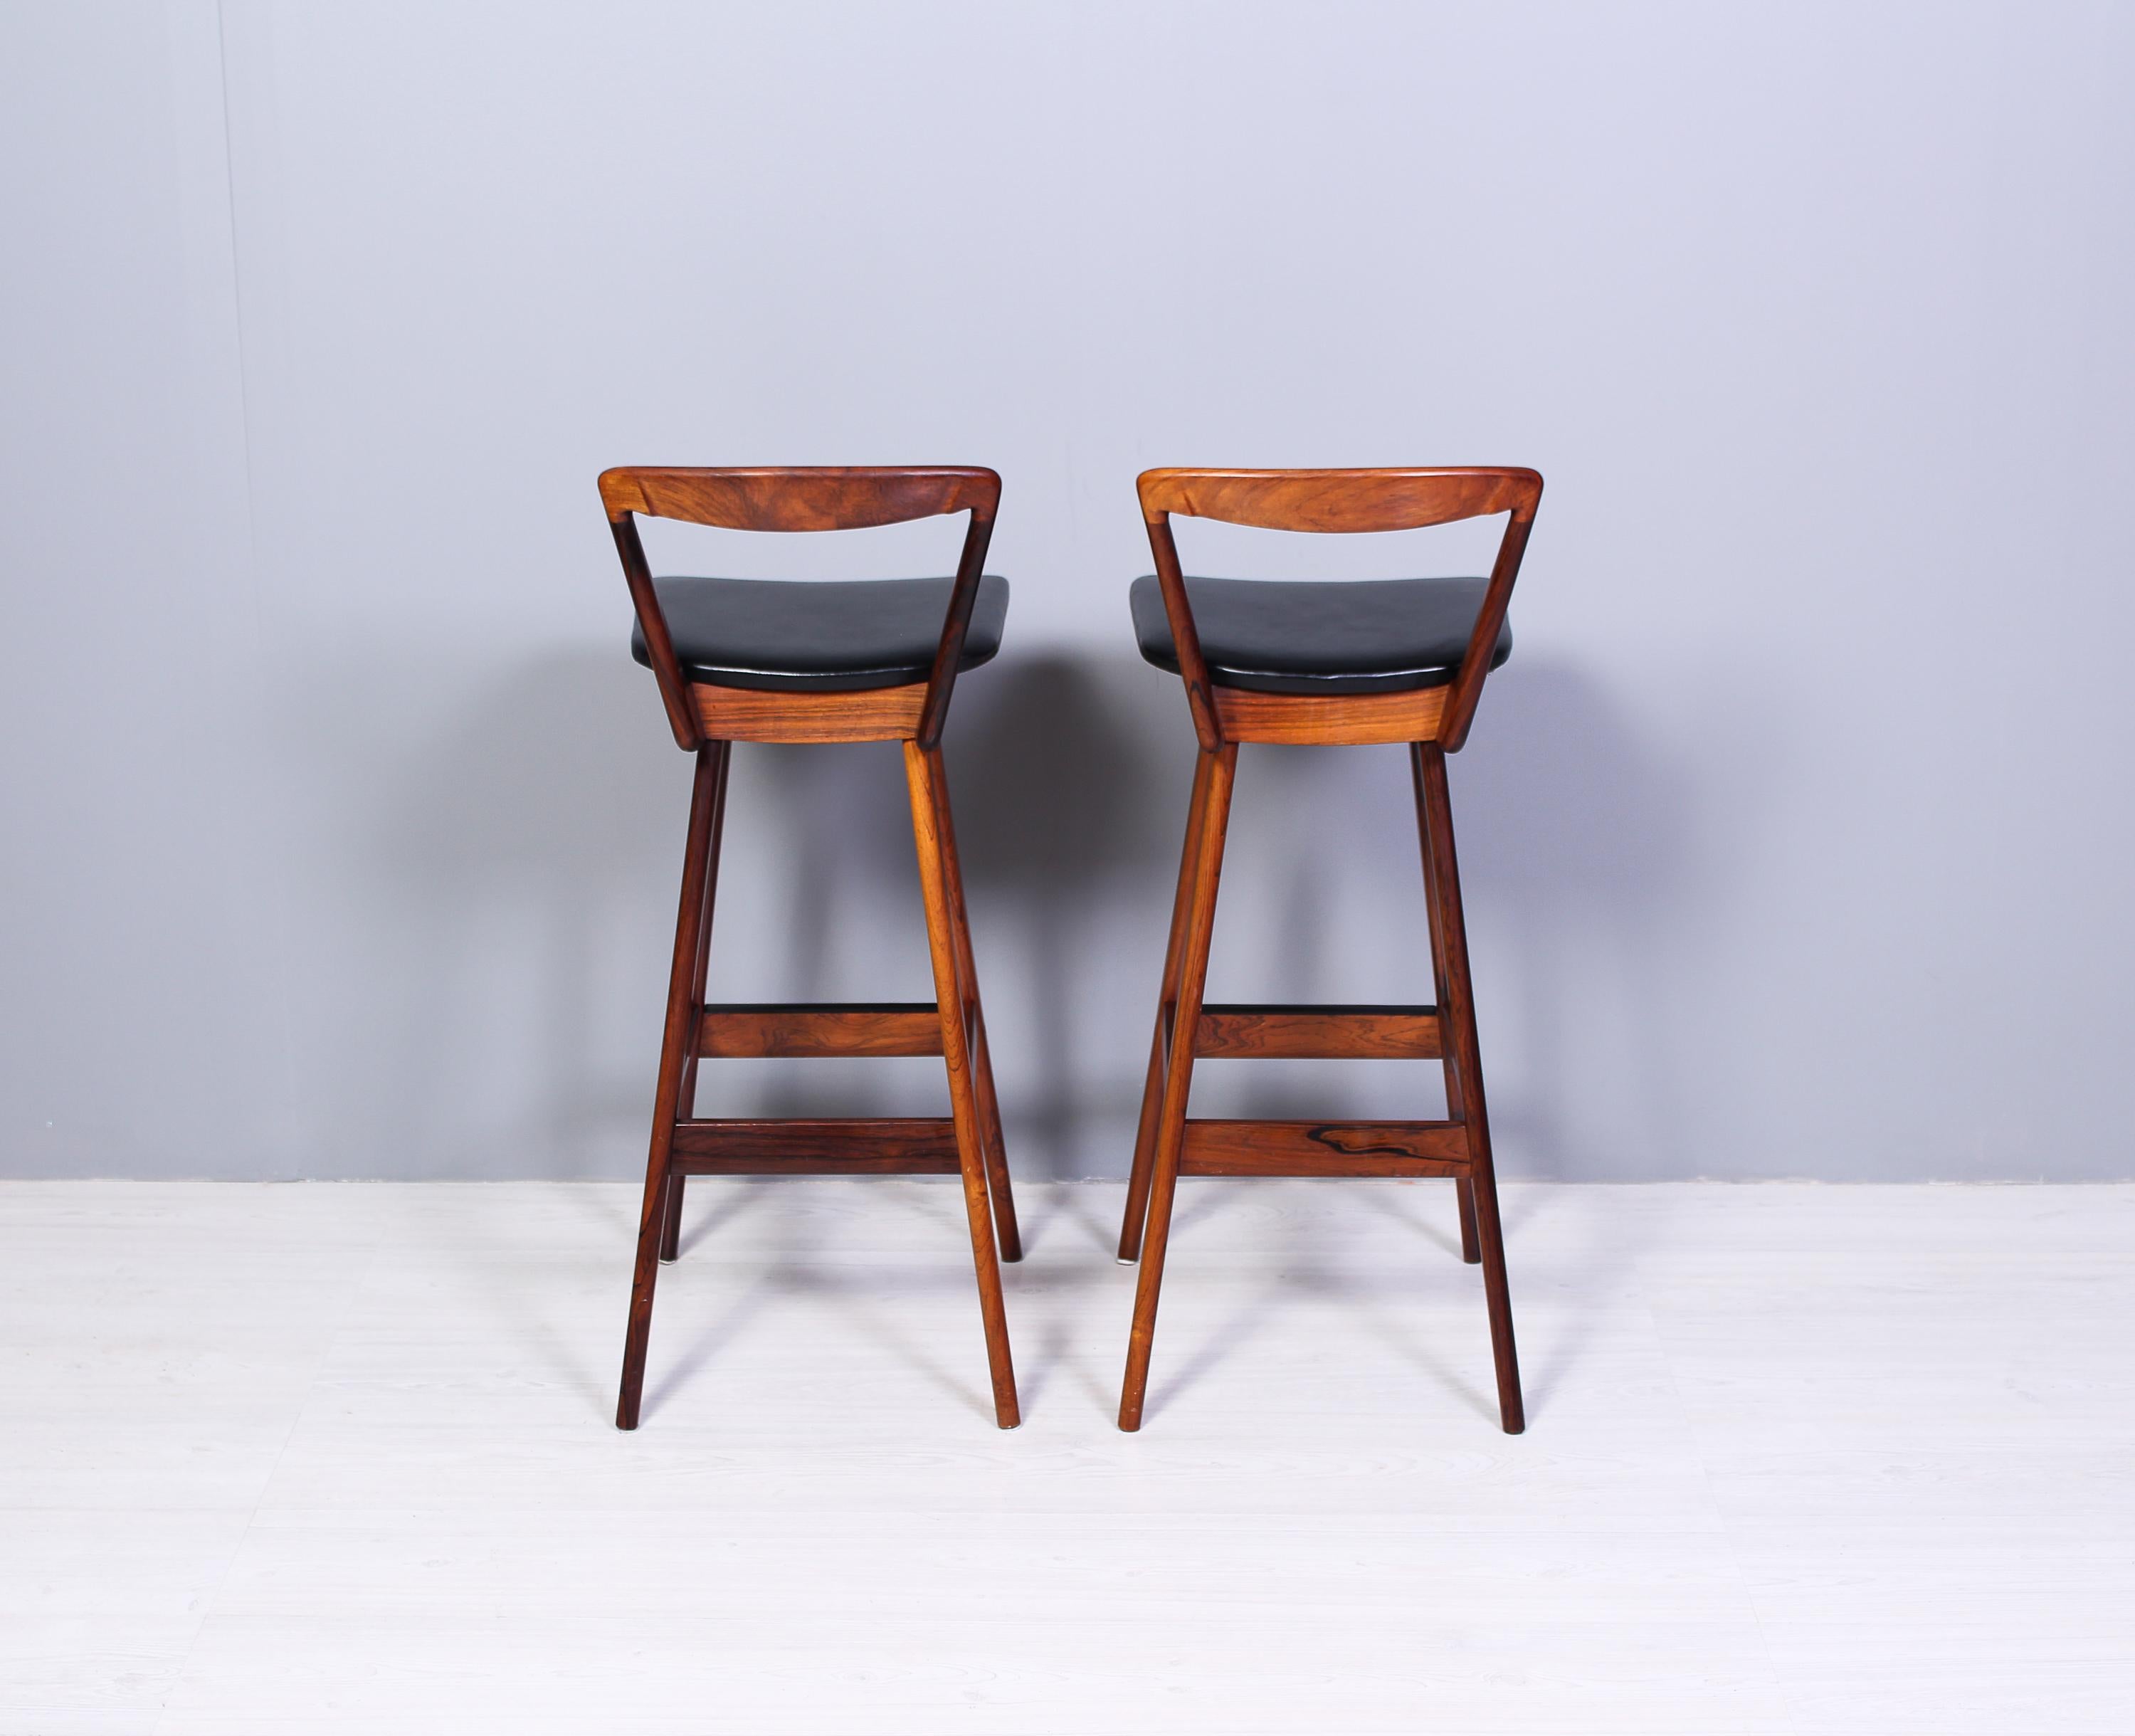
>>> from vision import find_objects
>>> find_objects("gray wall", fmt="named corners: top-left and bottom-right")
top-left (5, 1), bottom-right (2132, 1182)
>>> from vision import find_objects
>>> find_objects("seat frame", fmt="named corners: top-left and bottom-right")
top-left (601, 465), bottom-right (1021, 1431)
top-left (1117, 466), bottom-right (1541, 1433)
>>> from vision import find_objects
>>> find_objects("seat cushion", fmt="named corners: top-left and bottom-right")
top-left (631, 574), bottom-right (1008, 693)
top-left (1129, 574), bottom-right (1511, 695)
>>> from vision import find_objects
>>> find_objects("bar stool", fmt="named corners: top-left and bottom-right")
top-left (1115, 467), bottom-right (1542, 1433)
top-left (601, 465), bottom-right (1021, 1431)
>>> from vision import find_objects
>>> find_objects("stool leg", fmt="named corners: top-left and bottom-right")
top-left (1119, 743), bottom-right (1237, 1431)
top-left (617, 743), bottom-right (727, 1431)
top-left (1453, 1173), bottom-right (1482, 1266)
top-left (661, 743), bottom-right (732, 1264)
top-left (1410, 746), bottom-right (1481, 1266)
top-left (907, 742), bottom-right (1021, 1429)
top-left (1119, 747), bottom-right (1215, 1263)
top-left (1415, 743), bottom-right (1524, 1434)
top-left (927, 752), bottom-right (1021, 1263)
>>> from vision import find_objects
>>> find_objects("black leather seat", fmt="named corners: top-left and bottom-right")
top-left (631, 574), bottom-right (1008, 693)
top-left (1129, 574), bottom-right (1511, 696)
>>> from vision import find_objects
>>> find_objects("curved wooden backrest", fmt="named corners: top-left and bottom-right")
top-left (600, 465), bottom-right (1001, 750)
top-left (600, 465), bottom-right (998, 533)
top-left (1135, 466), bottom-right (1543, 752)
top-left (1138, 467), bottom-right (1539, 535)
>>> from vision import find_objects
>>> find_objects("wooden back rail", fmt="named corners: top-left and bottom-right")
top-left (599, 465), bottom-right (1000, 752)
top-left (1135, 466), bottom-right (1541, 753)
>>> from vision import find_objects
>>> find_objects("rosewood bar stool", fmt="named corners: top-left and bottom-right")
top-left (1116, 466), bottom-right (1542, 1434)
top-left (603, 465), bottom-right (1021, 1431)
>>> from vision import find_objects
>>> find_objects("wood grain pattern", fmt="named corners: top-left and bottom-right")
top-left (1119, 747), bottom-right (1218, 1263)
top-left (670, 1119), bottom-right (961, 1174)
top-left (1193, 1004), bottom-right (1443, 1061)
top-left (1119, 744), bottom-right (1238, 1430)
top-left (608, 512), bottom-right (699, 750)
top-left (617, 745), bottom-right (726, 1429)
top-left (906, 741), bottom-right (1021, 1428)
top-left (924, 740), bottom-right (1021, 1261)
top-left (1212, 683), bottom-right (1449, 746)
top-left (1138, 466), bottom-right (1539, 534)
top-left (695, 1004), bottom-right (943, 1059)
top-left (660, 741), bottom-right (732, 1263)
top-left (1179, 1119), bottom-right (1470, 1177)
top-left (690, 680), bottom-right (927, 744)
top-left (1416, 741), bottom-right (1523, 1433)
top-left (1411, 742), bottom-right (1479, 1266)
top-left (599, 465), bottom-right (997, 532)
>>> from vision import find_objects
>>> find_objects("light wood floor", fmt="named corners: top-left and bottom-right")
top-left (3, 1179), bottom-right (2129, 1734)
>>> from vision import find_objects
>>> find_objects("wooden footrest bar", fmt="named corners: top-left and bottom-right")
top-left (670, 1117), bottom-right (961, 1174)
top-left (1193, 1004), bottom-right (1443, 1060)
top-left (695, 1003), bottom-right (943, 1059)
top-left (1179, 1119), bottom-right (1470, 1177)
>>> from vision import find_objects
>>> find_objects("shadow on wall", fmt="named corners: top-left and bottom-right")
top-left (1171, 657), bottom-right (1702, 1182)
top-left (1450, 658), bottom-right (1702, 1179)
top-left (616, 653), bottom-right (1184, 1155)
top-left (941, 653), bottom-right (1181, 1179)
top-left (372, 648), bottom-right (685, 1177)
top-left (367, 645), bottom-right (1700, 1184)
top-left (932, 651), bottom-right (1707, 1185)
top-left (371, 645), bottom-right (1186, 1181)
top-left (727, 733), bottom-right (937, 1125)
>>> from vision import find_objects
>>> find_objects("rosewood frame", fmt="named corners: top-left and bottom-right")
top-left (602, 465), bottom-right (1020, 1431)
top-left (1117, 465), bottom-right (1541, 1435)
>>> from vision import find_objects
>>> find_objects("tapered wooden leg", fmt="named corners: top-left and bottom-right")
top-left (1411, 745), bottom-right (1482, 1266)
top-left (907, 742), bottom-right (1021, 1429)
top-left (1416, 743), bottom-right (1524, 1434)
top-left (927, 750), bottom-right (1021, 1263)
top-left (655, 1172), bottom-right (686, 1264)
top-left (1119, 747), bottom-right (1216, 1263)
top-left (1454, 1177), bottom-right (1482, 1265)
top-left (618, 744), bottom-right (727, 1430)
top-left (1119, 744), bottom-right (1237, 1431)
top-left (660, 744), bottom-right (732, 1264)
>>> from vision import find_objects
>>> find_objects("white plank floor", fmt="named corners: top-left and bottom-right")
top-left (2, 1179), bottom-right (2130, 1735)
